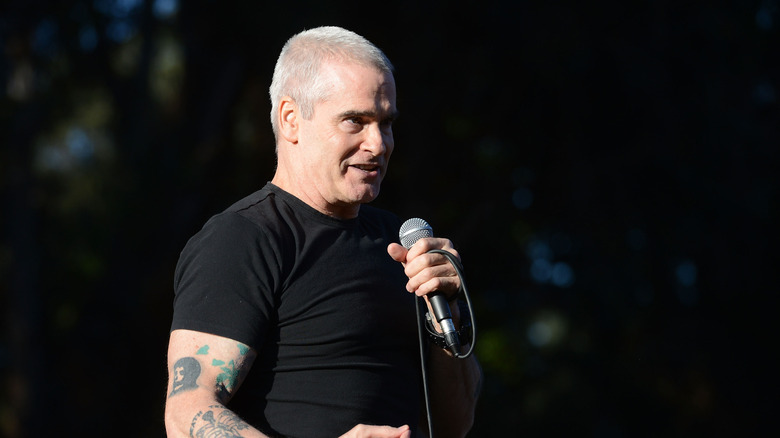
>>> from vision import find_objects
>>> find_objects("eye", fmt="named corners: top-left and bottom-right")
top-left (342, 117), bottom-right (366, 132)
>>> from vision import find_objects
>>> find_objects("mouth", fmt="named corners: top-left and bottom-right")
top-left (349, 163), bottom-right (382, 174)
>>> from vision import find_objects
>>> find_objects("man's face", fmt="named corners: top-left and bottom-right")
top-left (173, 366), bottom-right (185, 387)
top-left (295, 61), bottom-right (397, 217)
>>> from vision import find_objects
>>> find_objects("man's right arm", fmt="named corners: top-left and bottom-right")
top-left (164, 329), bottom-right (268, 438)
top-left (165, 329), bottom-right (412, 438)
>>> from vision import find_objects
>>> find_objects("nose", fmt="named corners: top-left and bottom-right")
top-left (362, 122), bottom-right (390, 156)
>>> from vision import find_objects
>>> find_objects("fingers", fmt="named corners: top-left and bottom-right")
top-left (405, 237), bottom-right (459, 262)
top-left (389, 238), bottom-right (461, 297)
top-left (387, 242), bottom-right (407, 263)
top-left (340, 424), bottom-right (411, 438)
top-left (388, 237), bottom-right (460, 264)
top-left (404, 257), bottom-right (460, 295)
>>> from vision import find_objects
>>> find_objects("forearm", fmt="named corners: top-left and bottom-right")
top-left (424, 300), bottom-right (482, 437)
top-left (388, 239), bottom-right (481, 436)
top-left (165, 393), bottom-right (269, 438)
top-left (166, 330), bottom-right (265, 437)
top-left (426, 345), bottom-right (482, 438)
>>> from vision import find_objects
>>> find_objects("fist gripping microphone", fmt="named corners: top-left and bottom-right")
top-left (399, 218), bottom-right (460, 354)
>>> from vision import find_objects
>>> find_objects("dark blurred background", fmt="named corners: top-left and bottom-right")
top-left (1, 0), bottom-right (777, 436)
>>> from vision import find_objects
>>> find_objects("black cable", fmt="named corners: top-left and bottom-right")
top-left (415, 294), bottom-right (434, 438)
top-left (415, 248), bottom-right (477, 437)
top-left (426, 249), bottom-right (476, 359)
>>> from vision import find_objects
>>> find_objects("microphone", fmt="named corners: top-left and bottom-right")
top-left (399, 218), bottom-right (460, 354)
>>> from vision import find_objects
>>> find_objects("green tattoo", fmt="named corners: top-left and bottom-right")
top-left (215, 359), bottom-right (239, 389)
top-left (193, 343), bottom-right (250, 397)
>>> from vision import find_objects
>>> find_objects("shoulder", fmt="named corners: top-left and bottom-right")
top-left (194, 184), bottom-right (291, 247)
top-left (175, 185), bottom-right (292, 282)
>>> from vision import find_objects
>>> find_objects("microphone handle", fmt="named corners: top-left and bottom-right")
top-left (398, 218), bottom-right (461, 354)
top-left (429, 292), bottom-right (460, 355)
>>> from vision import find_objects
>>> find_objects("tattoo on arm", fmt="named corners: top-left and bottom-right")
top-left (190, 405), bottom-right (250, 438)
top-left (170, 343), bottom-right (251, 401)
top-left (206, 343), bottom-right (250, 401)
top-left (170, 356), bottom-right (201, 397)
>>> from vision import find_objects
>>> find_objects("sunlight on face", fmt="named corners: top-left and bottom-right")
top-left (295, 61), bottom-right (398, 218)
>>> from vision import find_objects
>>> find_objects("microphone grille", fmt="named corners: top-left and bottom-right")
top-left (399, 217), bottom-right (433, 249)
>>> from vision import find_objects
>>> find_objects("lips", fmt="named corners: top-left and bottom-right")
top-left (352, 164), bottom-right (380, 171)
top-left (349, 162), bottom-right (382, 174)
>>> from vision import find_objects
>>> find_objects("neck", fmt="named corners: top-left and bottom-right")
top-left (271, 168), bottom-right (360, 220)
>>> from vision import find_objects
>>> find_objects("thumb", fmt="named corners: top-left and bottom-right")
top-left (387, 242), bottom-right (407, 263)
top-left (391, 424), bottom-right (411, 438)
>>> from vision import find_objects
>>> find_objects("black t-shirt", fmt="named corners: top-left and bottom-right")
top-left (172, 183), bottom-right (421, 438)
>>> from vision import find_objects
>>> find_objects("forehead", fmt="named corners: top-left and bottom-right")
top-left (320, 60), bottom-right (396, 106)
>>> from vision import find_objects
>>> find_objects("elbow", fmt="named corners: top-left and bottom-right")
top-left (164, 401), bottom-right (187, 438)
top-left (455, 362), bottom-right (482, 436)
top-left (455, 411), bottom-right (476, 438)
top-left (432, 392), bottom-right (479, 438)
top-left (434, 413), bottom-right (475, 438)
top-left (458, 397), bottom-right (478, 437)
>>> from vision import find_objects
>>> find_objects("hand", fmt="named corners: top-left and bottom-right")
top-left (387, 237), bottom-right (461, 299)
top-left (339, 424), bottom-right (411, 438)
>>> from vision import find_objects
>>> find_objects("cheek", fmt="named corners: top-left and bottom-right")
top-left (383, 130), bottom-right (394, 155)
top-left (385, 137), bottom-right (395, 158)
top-left (321, 131), bottom-right (353, 158)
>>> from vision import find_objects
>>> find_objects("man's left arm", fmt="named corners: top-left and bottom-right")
top-left (388, 239), bottom-right (483, 437)
top-left (424, 297), bottom-right (482, 437)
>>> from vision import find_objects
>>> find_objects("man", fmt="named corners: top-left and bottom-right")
top-left (165, 26), bottom-right (481, 438)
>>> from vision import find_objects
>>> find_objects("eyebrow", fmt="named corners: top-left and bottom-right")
top-left (338, 109), bottom-right (400, 122)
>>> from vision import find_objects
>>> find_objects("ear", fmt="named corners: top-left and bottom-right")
top-left (278, 97), bottom-right (299, 144)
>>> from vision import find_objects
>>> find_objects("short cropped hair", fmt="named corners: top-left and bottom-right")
top-left (269, 26), bottom-right (394, 140)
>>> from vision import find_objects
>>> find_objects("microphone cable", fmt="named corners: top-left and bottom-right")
top-left (415, 248), bottom-right (477, 438)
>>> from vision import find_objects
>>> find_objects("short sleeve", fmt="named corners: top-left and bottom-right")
top-left (171, 212), bottom-right (280, 350)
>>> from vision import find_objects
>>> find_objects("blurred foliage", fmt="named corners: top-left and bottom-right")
top-left (1, 0), bottom-right (778, 436)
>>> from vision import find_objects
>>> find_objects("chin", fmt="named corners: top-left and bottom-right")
top-left (354, 187), bottom-right (381, 204)
top-left (339, 179), bottom-right (383, 205)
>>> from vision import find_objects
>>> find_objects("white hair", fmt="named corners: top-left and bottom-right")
top-left (269, 26), bottom-right (394, 141)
